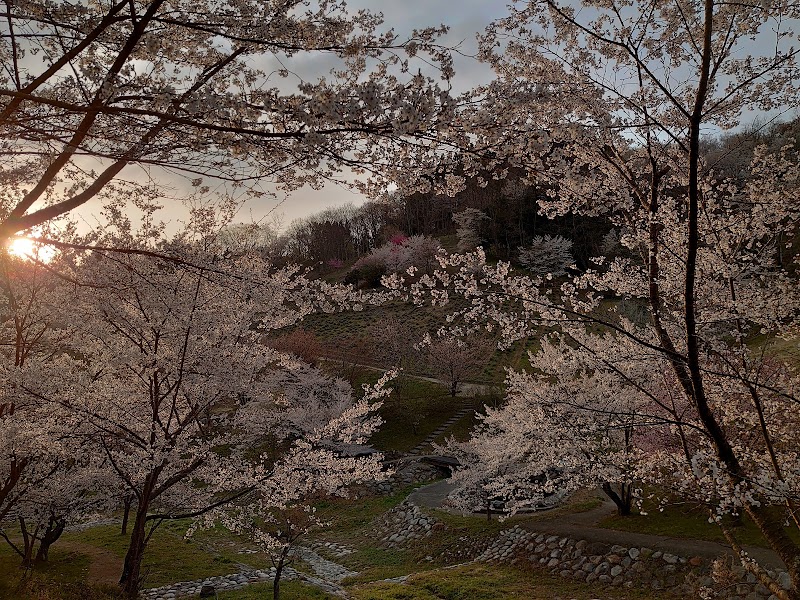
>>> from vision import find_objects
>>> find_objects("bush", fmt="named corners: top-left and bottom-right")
top-left (344, 263), bottom-right (387, 288)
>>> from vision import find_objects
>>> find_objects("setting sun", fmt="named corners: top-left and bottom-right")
top-left (7, 236), bottom-right (55, 262)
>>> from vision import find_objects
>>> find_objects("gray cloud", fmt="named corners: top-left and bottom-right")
top-left (243, 1), bottom-right (501, 228)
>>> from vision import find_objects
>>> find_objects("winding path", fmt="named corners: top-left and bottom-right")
top-left (408, 481), bottom-right (786, 571)
top-left (319, 357), bottom-right (498, 397)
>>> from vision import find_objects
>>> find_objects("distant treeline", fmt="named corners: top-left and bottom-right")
top-left (227, 116), bottom-right (799, 274)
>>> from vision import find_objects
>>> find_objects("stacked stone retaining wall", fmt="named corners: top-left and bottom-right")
top-left (475, 525), bottom-right (790, 600)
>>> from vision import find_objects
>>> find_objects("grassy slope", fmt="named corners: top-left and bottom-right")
top-left (0, 486), bottom-right (613, 598)
top-left (370, 386), bottom-right (478, 453)
top-left (0, 517), bottom-right (275, 598)
top-left (301, 300), bottom-right (531, 384)
top-left (0, 545), bottom-right (100, 600)
top-left (598, 500), bottom-right (800, 548)
top-left (349, 563), bottom-right (671, 600)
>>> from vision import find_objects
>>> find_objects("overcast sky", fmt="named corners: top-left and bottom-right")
top-left (71, 1), bottom-right (796, 235)
top-left (64, 2), bottom-right (504, 236)
top-left (223, 1), bottom-right (501, 231)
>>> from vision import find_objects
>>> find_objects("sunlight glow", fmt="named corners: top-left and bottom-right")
top-left (7, 236), bottom-right (56, 263)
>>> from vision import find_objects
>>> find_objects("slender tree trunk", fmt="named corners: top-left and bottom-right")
top-left (119, 503), bottom-right (149, 597)
top-left (745, 505), bottom-right (800, 599)
top-left (34, 516), bottom-right (65, 563)
top-left (718, 514), bottom-right (798, 600)
top-left (17, 516), bottom-right (36, 568)
top-left (273, 546), bottom-right (290, 600)
top-left (681, 3), bottom-right (800, 594)
top-left (601, 483), bottom-right (632, 516)
top-left (121, 495), bottom-right (133, 536)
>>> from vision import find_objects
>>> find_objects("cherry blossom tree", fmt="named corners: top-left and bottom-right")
top-left (348, 234), bottom-right (442, 286)
top-left (264, 327), bottom-right (325, 366)
top-left (366, 316), bottom-right (418, 372)
top-left (203, 362), bottom-right (391, 600)
top-left (383, 0), bottom-right (800, 595)
top-left (446, 329), bottom-right (667, 517)
top-left (517, 234), bottom-right (573, 277)
top-left (15, 252), bottom-right (267, 594)
top-left (0, 0), bottom-right (458, 243)
top-left (216, 222), bottom-right (281, 259)
top-left (418, 332), bottom-right (491, 397)
top-left (6, 237), bottom-right (380, 596)
top-left (452, 207), bottom-right (489, 252)
top-left (0, 252), bottom-right (104, 568)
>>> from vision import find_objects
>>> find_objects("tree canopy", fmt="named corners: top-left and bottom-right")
top-left (0, 0), bottom-right (456, 240)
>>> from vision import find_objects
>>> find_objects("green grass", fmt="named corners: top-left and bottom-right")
top-left (342, 547), bottom-right (425, 584)
top-left (0, 579), bottom-right (123, 600)
top-left (59, 519), bottom-right (273, 589)
top-left (348, 563), bottom-right (671, 600)
top-left (598, 500), bottom-right (800, 548)
top-left (60, 524), bottom-right (128, 557)
top-left (0, 544), bottom-right (100, 600)
top-left (311, 486), bottom-right (419, 539)
top-left (369, 380), bottom-right (474, 453)
top-left (1, 518), bottom-right (276, 598)
top-left (0, 515), bottom-right (335, 599)
top-left (746, 332), bottom-right (800, 368)
top-left (428, 491), bottom-right (603, 539)
top-left (391, 377), bottom-right (450, 399)
top-left (335, 506), bottom-right (514, 585)
top-left (218, 580), bottom-right (337, 599)
top-left (301, 302), bottom-right (443, 350)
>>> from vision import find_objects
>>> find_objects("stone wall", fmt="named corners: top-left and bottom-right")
top-left (373, 507), bottom-right (792, 600)
top-left (475, 526), bottom-right (790, 600)
top-left (375, 500), bottom-right (438, 547)
top-left (364, 461), bottom-right (443, 496)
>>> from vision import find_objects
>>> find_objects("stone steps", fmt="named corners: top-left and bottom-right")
top-left (139, 544), bottom-right (356, 600)
top-left (409, 407), bottom-right (474, 455)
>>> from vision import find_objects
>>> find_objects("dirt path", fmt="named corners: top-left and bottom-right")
top-left (60, 540), bottom-right (123, 586)
top-left (408, 481), bottom-right (786, 571)
top-left (319, 357), bottom-right (498, 397)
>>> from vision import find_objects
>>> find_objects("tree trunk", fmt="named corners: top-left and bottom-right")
top-left (273, 546), bottom-right (290, 600)
top-left (681, 4), bottom-right (800, 595)
top-left (34, 516), bottom-right (65, 563)
top-left (17, 516), bottom-right (36, 568)
top-left (119, 468), bottom-right (162, 597)
top-left (0, 456), bottom-right (29, 523)
top-left (273, 561), bottom-right (282, 600)
top-left (601, 482), bottom-right (632, 516)
top-left (119, 504), bottom-right (149, 598)
top-left (744, 505), bottom-right (800, 599)
top-left (121, 495), bottom-right (133, 536)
